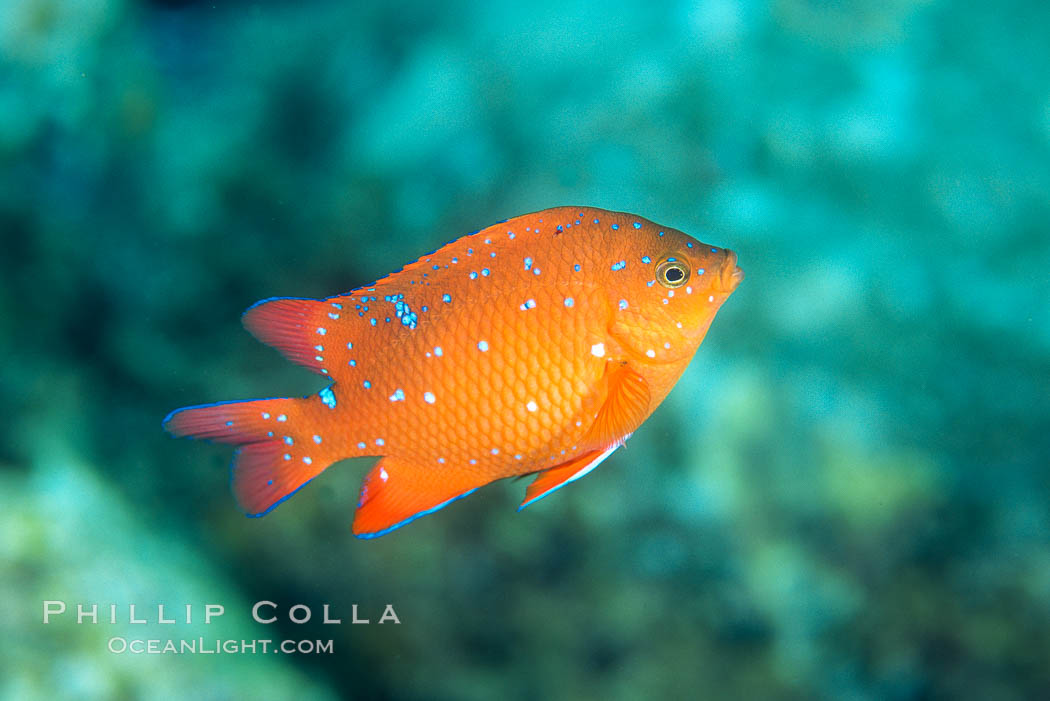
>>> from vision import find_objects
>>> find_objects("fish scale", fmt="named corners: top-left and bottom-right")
top-left (358, 289), bottom-right (587, 471)
top-left (164, 206), bottom-right (743, 537)
top-left (320, 257), bottom-right (606, 470)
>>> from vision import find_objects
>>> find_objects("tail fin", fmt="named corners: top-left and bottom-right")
top-left (163, 397), bottom-right (335, 516)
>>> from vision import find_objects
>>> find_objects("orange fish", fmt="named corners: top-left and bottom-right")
top-left (164, 207), bottom-right (743, 538)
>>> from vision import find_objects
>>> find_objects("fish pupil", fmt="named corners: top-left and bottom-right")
top-left (655, 258), bottom-right (690, 288)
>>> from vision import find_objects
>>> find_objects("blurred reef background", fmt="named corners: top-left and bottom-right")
top-left (3, 0), bottom-right (1050, 699)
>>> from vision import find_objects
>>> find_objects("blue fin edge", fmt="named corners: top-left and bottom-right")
top-left (230, 448), bottom-right (325, 519)
top-left (240, 295), bottom-right (318, 317)
top-left (161, 396), bottom-right (294, 437)
top-left (354, 487), bottom-right (480, 539)
top-left (517, 443), bottom-right (622, 512)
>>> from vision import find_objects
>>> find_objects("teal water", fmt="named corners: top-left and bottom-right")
top-left (2, 1), bottom-right (1049, 699)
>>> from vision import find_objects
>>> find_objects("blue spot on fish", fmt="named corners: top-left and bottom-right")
top-left (564, 297), bottom-right (574, 307)
top-left (477, 340), bottom-right (489, 352)
top-left (319, 387), bottom-right (337, 409)
top-left (611, 260), bottom-right (626, 271)
top-left (443, 293), bottom-right (451, 303)
top-left (524, 257), bottom-right (533, 270)
top-left (389, 388), bottom-right (406, 402)
top-left (633, 222), bottom-right (641, 229)
top-left (394, 299), bottom-right (418, 329)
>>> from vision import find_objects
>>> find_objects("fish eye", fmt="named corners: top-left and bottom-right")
top-left (655, 258), bottom-right (689, 288)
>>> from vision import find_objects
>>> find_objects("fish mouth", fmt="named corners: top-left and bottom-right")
top-left (719, 250), bottom-right (744, 293)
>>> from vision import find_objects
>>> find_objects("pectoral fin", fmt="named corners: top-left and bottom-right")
top-left (518, 363), bottom-right (650, 510)
top-left (583, 362), bottom-right (651, 448)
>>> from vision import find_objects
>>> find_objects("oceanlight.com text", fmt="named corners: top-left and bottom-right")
top-left (107, 637), bottom-right (334, 655)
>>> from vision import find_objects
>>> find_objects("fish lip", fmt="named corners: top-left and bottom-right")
top-left (719, 250), bottom-right (743, 292)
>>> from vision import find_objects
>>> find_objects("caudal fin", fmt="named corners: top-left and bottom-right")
top-left (164, 397), bottom-right (334, 516)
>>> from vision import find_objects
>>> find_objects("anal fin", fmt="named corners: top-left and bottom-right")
top-left (352, 457), bottom-right (485, 539)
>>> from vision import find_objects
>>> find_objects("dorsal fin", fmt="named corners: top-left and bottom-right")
top-left (241, 297), bottom-right (335, 375)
